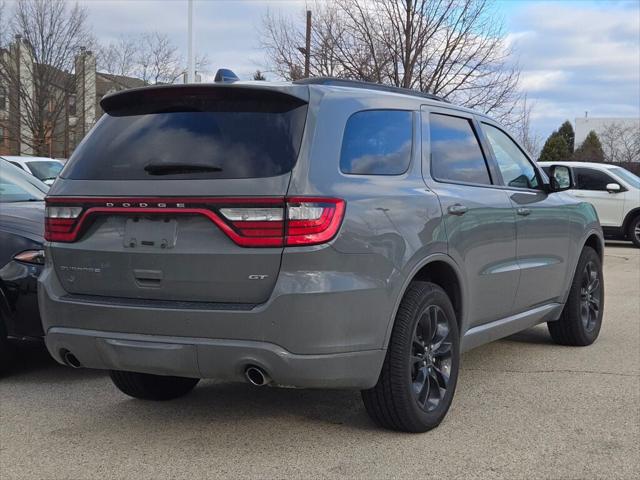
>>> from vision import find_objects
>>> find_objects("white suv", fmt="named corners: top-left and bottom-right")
top-left (0, 156), bottom-right (64, 185)
top-left (539, 161), bottom-right (640, 247)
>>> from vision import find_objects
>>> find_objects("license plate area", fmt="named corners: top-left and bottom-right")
top-left (124, 217), bottom-right (178, 250)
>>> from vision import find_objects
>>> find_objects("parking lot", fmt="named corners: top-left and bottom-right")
top-left (1, 244), bottom-right (638, 479)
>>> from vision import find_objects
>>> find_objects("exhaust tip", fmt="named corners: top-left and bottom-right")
top-left (245, 366), bottom-right (271, 386)
top-left (61, 350), bottom-right (82, 368)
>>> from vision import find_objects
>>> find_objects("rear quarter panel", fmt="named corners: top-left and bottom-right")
top-left (286, 89), bottom-right (448, 349)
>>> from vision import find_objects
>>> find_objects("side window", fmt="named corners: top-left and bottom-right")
top-left (340, 110), bottom-right (412, 175)
top-left (482, 123), bottom-right (539, 189)
top-left (575, 168), bottom-right (615, 191)
top-left (429, 113), bottom-right (491, 185)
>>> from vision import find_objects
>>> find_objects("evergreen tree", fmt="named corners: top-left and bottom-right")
top-left (538, 133), bottom-right (570, 162)
top-left (573, 131), bottom-right (605, 162)
top-left (557, 120), bottom-right (575, 153)
top-left (253, 70), bottom-right (266, 81)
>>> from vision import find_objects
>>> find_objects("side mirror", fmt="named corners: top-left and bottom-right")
top-left (547, 164), bottom-right (572, 192)
top-left (606, 183), bottom-right (621, 193)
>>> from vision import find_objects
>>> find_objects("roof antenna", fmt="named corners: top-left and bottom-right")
top-left (214, 69), bottom-right (239, 83)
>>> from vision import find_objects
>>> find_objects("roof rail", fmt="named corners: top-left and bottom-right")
top-left (293, 77), bottom-right (449, 103)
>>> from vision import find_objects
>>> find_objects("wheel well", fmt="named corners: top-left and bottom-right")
top-left (412, 261), bottom-right (462, 328)
top-left (584, 234), bottom-right (603, 259)
top-left (622, 208), bottom-right (640, 235)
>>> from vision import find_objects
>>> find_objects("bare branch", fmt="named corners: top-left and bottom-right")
top-left (259, 0), bottom-right (521, 120)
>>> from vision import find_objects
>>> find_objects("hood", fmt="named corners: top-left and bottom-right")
top-left (0, 201), bottom-right (45, 241)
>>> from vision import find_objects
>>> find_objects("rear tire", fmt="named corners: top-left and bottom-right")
top-left (548, 246), bottom-right (604, 346)
top-left (109, 370), bottom-right (199, 400)
top-left (361, 281), bottom-right (460, 432)
top-left (628, 216), bottom-right (640, 248)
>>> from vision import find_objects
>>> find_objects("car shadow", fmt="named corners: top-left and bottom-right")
top-left (502, 325), bottom-right (556, 346)
top-left (605, 240), bottom-right (634, 249)
top-left (103, 380), bottom-right (380, 433)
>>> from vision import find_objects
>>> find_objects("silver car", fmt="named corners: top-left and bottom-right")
top-left (39, 78), bottom-right (604, 432)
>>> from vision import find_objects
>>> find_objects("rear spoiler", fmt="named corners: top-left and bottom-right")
top-left (100, 84), bottom-right (309, 117)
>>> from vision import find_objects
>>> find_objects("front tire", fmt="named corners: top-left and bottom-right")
top-left (548, 246), bottom-right (604, 346)
top-left (628, 216), bottom-right (640, 248)
top-left (362, 281), bottom-right (460, 432)
top-left (109, 370), bottom-right (199, 400)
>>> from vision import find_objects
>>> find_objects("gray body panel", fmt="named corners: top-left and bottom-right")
top-left (40, 82), bottom-right (604, 388)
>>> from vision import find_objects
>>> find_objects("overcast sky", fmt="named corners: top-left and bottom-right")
top-left (76, 0), bottom-right (639, 140)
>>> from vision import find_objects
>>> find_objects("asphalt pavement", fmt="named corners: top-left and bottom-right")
top-left (1, 243), bottom-right (638, 479)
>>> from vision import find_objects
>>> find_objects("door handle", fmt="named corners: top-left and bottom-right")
top-left (517, 207), bottom-right (531, 216)
top-left (448, 204), bottom-right (468, 216)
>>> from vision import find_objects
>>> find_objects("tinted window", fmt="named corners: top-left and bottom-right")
top-left (340, 110), bottom-right (412, 175)
top-left (429, 114), bottom-right (491, 185)
top-left (63, 90), bottom-right (308, 180)
top-left (483, 124), bottom-right (539, 189)
top-left (575, 168), bottom-right (616, 191)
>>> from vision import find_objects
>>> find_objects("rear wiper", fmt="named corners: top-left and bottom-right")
top-left (143, 162), bottom-right (223, 175)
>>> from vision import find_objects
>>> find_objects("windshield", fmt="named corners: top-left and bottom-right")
top-left (610, 167), bottom-right (640, 189)
top-left (0, 161), bottom-right (46, 202)
top-left (27, 160), bottom-right (63, 181)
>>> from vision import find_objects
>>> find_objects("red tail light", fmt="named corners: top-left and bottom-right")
top-left (44, 197), bottom-right (345, 247)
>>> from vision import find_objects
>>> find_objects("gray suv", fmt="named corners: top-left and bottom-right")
top-left (40, 78), bottom-right (604, 432)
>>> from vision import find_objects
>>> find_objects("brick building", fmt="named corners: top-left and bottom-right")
top-left (0, 35), bottom-right (144, 158)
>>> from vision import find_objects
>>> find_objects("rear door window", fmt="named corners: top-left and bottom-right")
top-left (429, 113), bottom-right (492, 185)
top-left (340, 110), bottom-right (413, 175)
top-left (62, 88), bottom-right (308, 180)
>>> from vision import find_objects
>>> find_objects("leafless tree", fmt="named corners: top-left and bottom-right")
top-left (96, 32), bottom-right (210, 84)
top-left (260, 0), bottom-right (521, 125)
top-left (97, 35), bottom-right (138, 78)
top-left (512, 95), bottom-right (542, 159)
top-left (0, 0), bottom-right (92, 156)
top-left (599, 121), bottom-right (640, 163)
top-left (137, 32), bottom-right (183, 84)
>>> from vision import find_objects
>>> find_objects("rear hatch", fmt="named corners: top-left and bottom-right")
top-left (46, 85), bottom-right (308, 305)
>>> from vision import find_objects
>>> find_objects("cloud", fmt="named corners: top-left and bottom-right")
top-left (77, 0), bottom-right (638, 139)
top-left (507, 1), bottom-right (640, 136)
top-left (80, 0), bottom-right (305, 79)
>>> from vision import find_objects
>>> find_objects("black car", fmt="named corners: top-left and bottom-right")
top-left (0, 159), bottom-right (47, 372)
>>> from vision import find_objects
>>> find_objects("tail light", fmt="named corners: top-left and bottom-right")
top-left (45, 205), bottom-right (83, 242)
top-left (44, 197), bottom-right (345, 247)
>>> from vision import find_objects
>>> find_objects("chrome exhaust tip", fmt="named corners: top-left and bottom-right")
top-left (245, 366), bottom-right (271, 386)
top-left (62, 350), bottom-right (82, 368)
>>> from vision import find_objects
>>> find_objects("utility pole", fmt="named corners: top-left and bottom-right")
top-left (187, 0), bottom-right (195, 83)
top-left (297, 10), bottom-right (312, 78)
top-left (304, 10), bottom-right (311, 78)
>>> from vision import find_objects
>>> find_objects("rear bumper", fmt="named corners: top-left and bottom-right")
top-left (39, 247), bottom-right (398, 388)
top-left (46, 327), bottom-right (385, 388)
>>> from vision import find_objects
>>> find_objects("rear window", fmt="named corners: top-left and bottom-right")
top-left (27, 160), bottom-right (63, 181)
top-left (62, 87), bottom-right (308, 180)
